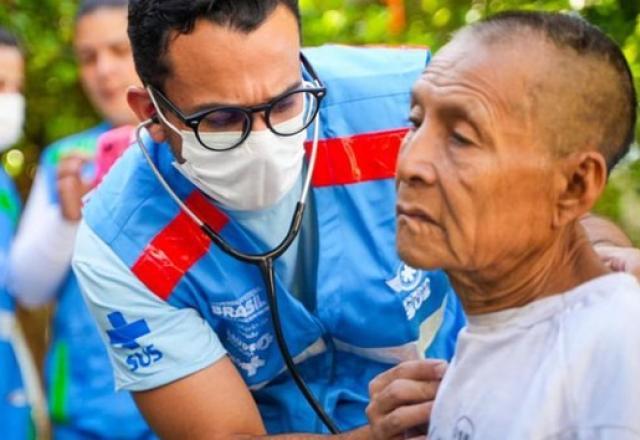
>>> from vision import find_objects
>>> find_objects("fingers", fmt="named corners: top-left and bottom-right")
top-left (57, 154), bottom-right (91, 179)
top-left (367, 401), bottom-right (433, 440)
top-left (603, 257), bottom-right (627, 272)
top-left (367, 360), bottom-right (446, 440)
top-left (57, 154), bottom-right (93, 221)
top-left (369, 359), bottom-right (447, 396)
top-left (374, 378), bottom-right (440, 415)
top-left (596, 245), bottom-right (639, 271)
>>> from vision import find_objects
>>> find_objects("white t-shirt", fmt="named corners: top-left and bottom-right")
top-left (429, 273), bottom-right (640, 440)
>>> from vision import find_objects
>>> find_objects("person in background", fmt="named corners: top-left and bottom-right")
top-left (0, 25), bottom-right (39, 440)
top-left (378, 11), bottom-right (640, 438)
top-left (7, 1), bottom-right (152, 439)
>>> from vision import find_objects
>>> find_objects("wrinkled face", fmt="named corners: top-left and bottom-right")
top-left (0, 45), bottom-right (24, 94)
top-left (396, 37), bottom-right (560, 272)
top-left (158, 4), bottom-right (301, 153)
top-left (75, 7), bottom-right (140, 126)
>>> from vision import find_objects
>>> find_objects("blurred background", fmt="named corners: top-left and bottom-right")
top-left (1, 0), bottom-right (639, 365)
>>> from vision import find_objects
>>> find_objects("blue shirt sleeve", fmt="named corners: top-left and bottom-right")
top-left (72, 220), bottom-right (227, 391)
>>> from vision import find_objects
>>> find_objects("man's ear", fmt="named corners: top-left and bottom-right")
top-left (553, 152), bottom-right (608, 228)
top-left (127, 86), bottom-right (167, 144)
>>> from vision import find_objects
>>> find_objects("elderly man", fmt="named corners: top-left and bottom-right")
top-left (389, 11), bottom-right (639, 438)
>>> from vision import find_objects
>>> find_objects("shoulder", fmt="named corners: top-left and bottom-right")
top-left (304, 45), bottom-right (429, 92)
top-left (567, 274), bottom-right (640, 340)
top-left (72, 220), bottom-right (142, 296)
top-left (561, 274), bottom-right (640, 423)
top-left (73, 219), bottom-right (122, 270)
top-left (82, 139), bottom-right (190, 270)
top-left (40, 122), bottom-right (110, 166)
top-left (561, 274), bottom-right (640, 363)
top-left (304, 45), bottom-right (429, 138)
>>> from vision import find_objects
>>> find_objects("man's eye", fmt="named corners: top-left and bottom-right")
top-left (272, 95), bottom-right (297, 114)
top-left (408, 116), bottom-right (421, 130)
top-left (450, 131), bottom-right (472, 146)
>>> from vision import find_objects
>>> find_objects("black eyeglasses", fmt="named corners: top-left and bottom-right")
top-left (150, 54), bottom-right (326, 151)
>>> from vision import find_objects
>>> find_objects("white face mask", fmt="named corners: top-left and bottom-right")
top-left (0, 93), bottom-right (25, 152)
top-left (176, 117), bottom-right (306, 211)
top-left (151, 93), bottom-right (307, 211)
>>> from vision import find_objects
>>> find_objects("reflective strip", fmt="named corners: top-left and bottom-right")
top-left (249, 337), bottom-right (327, 391)
top-left (0, 310), bottom-right (14, 340)
top-left (333, 338), bottom-right (421, 365)
top-left (305, 128), bottom-right (409, 187)
top-left (416, 297), bottom-right (447, 357)
top-left (131, 191), bottom-right (228, 300)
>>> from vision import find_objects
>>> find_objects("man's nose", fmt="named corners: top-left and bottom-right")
top-left (396, 128), bottom-right (438, 187)
top-left (251, 113), bottom-right (269, 131)
top-left (95, 51), bottom-right (117, 79)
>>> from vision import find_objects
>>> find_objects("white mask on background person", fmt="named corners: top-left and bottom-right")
top-left (0, 93), bottom-right (25, 152)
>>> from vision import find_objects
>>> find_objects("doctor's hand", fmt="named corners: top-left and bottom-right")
top-left (366, 359), bottom-right (447, 440)
top-left (57, 154), bottom-right (93, 222)
top-left (595, 244), bottom-right (640, 281)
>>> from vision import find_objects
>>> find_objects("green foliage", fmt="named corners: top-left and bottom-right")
top-left (0, 0), bottom-right (639, 242)
top-left (0, 0), bottom-right (99, 193)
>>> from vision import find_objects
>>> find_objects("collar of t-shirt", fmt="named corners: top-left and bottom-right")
top-left (464, 272), bottom-right (639, 333)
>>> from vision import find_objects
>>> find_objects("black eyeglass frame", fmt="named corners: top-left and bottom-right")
top-left (150, 53), bottom-right (326, 152)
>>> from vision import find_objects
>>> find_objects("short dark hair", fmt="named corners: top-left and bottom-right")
top-left (77, 0), bottom-right (129, 21)
top-left (464, 11), bottom-right (637, 172)
top-left (0, 26), bottom-right (21, 53)
top-left (128, 0), bottom-right (300, 90)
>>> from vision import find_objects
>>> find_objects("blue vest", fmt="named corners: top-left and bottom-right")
top-left (84, 45), bottom-right (465, 434)
top-left (0, 168), bottom-right (31, 439)
top-left (40, 125), bottom-right (153, 439)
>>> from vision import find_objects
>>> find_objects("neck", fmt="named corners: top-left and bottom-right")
top-left (448, 223), bottom-right (609, 315)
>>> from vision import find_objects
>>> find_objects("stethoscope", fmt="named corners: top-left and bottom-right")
top-left (134, 91), bottom-right (341, 434)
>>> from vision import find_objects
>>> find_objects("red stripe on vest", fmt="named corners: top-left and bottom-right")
top-left (131, 192), bottom-right (228, 300)
top-left (306, 128), bottom-right (408, 187)
top-left (133, 128), bottom-right (406, 300)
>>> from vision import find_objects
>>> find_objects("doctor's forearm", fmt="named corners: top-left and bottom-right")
top-left (237, 426), bottom-right (370, 440)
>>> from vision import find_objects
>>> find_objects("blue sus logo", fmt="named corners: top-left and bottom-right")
top-left (107, 312), bottom-right (163, 372)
